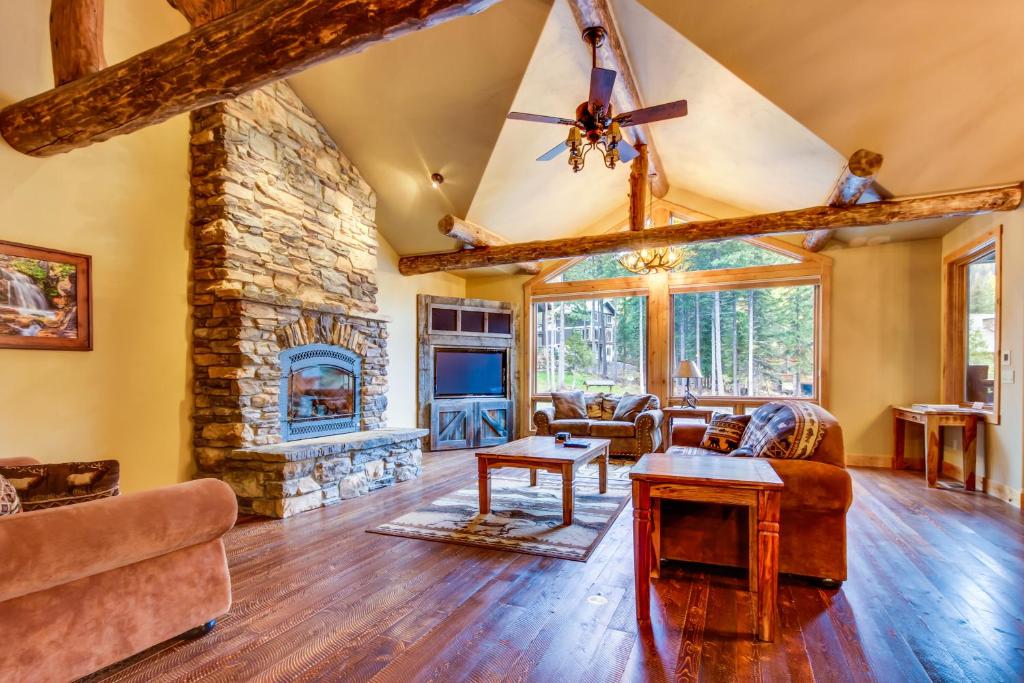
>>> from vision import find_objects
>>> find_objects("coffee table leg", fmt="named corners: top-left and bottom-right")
top-left (561, 463), bottom-right (575, 525)
top-left (633, 480), bottom-right (652, 624)
top-left (529, 468), bottom-right (538, 487)
top-left (598, 447), bottom-right (608, 494)
top-left (756, 490), bottom-right (781, 641)
top-left (478, 458), bottom-right (491, 515)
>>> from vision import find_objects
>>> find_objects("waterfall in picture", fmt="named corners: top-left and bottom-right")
top-left (0, 268), bottom-right (54, 318)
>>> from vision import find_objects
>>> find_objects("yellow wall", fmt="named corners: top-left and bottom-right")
top-left (376, 239), bottom-right (466, 427)
top-left (827, 239), bottom-right (942, 464)
top-left (941, 210), bottom-right (1024, 505)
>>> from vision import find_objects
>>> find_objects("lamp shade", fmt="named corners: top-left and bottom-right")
top-left (673, 360), bottom-right (702, 379)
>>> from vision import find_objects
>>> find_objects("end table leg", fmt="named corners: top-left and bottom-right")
top-left (478, 458), bottom-right (491, 515)
top-left (599, 447), bottom-right (609, 494)
top-left (893, 413), bottom-right (906, 469)
top-left (756, 490), bottom-right (781, 642)
top-left (963, 418), bottom-right (978, 492)
top-left (529, 468), bottom-right (538, 487)
top-left (562, 463), bottom-right (575, 525)
top-left (925, 417), bottom-right (941, 487)
top-left (633, 480), bottom-right (652, 624)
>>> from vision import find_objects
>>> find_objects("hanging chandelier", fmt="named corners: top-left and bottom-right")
top-left (617, 161), bottom-right (685, 274)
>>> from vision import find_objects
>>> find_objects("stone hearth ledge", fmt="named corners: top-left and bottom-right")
top-left (225, 428), bottom-right (428, 518)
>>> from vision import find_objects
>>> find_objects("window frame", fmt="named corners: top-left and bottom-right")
top-left (942, 226), bottom-right (1002, 423)
top-left (520, 200), bottom-right (832, 433)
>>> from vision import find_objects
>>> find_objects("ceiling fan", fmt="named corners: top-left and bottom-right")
top-left (507, 25), bottom-right (688, 173)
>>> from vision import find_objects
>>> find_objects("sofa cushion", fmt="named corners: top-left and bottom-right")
top-left (0, 476), bottom-right (21, 516)
top-left (590, 421), bottom-right (636, 438)
top-left (700, 414), bottom-right (751, 453)
top-left (739, 401), bottom-right (826, 460)
top-left (612, 394), bottom-right (651, 422)
top-left (0, 460), bottom-right (120, 511)
top-left (551, 391), bottom-right (587, 420)
top-left (584, 392), bottom-right (604, 419)
top-left (548, 419), bottom-right (592, 437)
top-left (600, 395), bottom-right (620, 421)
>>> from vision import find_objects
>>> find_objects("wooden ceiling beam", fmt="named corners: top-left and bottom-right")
top-left (566, 0), bottom-right (669, 198)
top-left (803, 148), bottom-right (885, 251)
top-left (1, 0), bottom-right (499, 157)
top-left (167, 0), bottom-right (250, 27)
top-left (49, 0), bottom-right (106, 87)
top-left (438, 216), bottom-right (540, 274)
top-left (399, 182), bottom-right (1023, 274)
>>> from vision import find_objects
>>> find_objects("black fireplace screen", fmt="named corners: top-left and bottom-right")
top-left (287, 365), bottom-right (355, 421)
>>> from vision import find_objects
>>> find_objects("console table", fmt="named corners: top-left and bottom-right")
top-left (892, 406), bottom-right (982, 490)
top-left (629, 453), bottom-right (784, 641)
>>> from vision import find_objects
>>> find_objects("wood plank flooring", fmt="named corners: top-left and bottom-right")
top-left (89, 451), bottom-right (1024, 682)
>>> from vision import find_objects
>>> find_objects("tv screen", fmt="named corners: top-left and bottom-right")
top-left (434, 349), bottom-right (506, 397)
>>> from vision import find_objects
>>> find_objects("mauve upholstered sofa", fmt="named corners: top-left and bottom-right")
top-left (0, 457), bottom-right (237, 682)
top-left (661, 403), bottom-right (852, 582)
top-left (534, 392), bottom-right (664, 457)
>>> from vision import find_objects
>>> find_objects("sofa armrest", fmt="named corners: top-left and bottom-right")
top-left (0, 478), bottom-right (236, 603)
top-left (671, 423), bottom-right (707, 447)
top-left (533, 407), bottom-right (555, 435)
top-left (635, 408), bottom-right (663, 431)
top-left (767, 459), bottom-right (852, 513)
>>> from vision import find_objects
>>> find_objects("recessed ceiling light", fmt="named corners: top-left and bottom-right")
top-left (430, 173), bottom-right (444, 189)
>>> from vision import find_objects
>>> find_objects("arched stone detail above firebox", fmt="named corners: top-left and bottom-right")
top-left (277, 314), bottom-right (370, 356)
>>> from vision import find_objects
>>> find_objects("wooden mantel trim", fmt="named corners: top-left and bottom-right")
top-left (50, 0), bottom-right (106, 87)
top-left (803, 149), bottom-right (885, 252)
top-left (398, 182), bottom-right (1023, 274)
top-left (438, 215), bottom-right (540, 274)
top-left (566, 0), bottom-right (669, 198)
top-left (2, 0), bottom-right (500, 157)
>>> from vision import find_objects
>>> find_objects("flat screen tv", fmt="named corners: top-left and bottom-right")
top-left (434, 348), bottom-right (507, 397)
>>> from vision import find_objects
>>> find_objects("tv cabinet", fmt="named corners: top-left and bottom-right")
top-left (418, 295), bottom-right (519, 451)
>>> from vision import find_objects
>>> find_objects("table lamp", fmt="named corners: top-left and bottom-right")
top-left (673, 360), bottom-right (703, 408)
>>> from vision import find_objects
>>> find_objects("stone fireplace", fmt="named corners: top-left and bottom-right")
top-left (188, 82), bottom-right (425, 518)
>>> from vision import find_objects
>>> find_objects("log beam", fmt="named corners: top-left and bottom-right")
top-left (168, 0), bottom-right (248, 27)
top-left (2, 0), bottom-right (500, 157)
top-left (566, 0), bottom-right (669, 198)
top-left (438, 216), bottom-right (540, 274)
top-left (50, 0), bottom-right (106, 87)
top-left (399, 183), bottom-right (1023, 274)
top-left (803, 148), bottom-right (884, 251)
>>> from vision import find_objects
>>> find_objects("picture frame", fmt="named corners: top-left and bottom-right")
top-left (0, 240), bottom-right (92, 351)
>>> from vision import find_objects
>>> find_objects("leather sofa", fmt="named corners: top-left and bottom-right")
top-left (534, 392), bottom-right (663, 457)
top-left (661, 403), bottom-right (852, 582)
top-left (0, 457), bottom-right (237, 682)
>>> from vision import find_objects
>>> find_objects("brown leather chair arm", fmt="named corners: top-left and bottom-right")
top-left (671, 423), bottom-right (707, 447)
top-left (533, 407), bottom-right (555, 435)
top-left (767, 459), bottom-right (852, 513)
top-left (0, 457), bottom-right (40, 466)
top-left (0, 479), bottom-right (237, 603)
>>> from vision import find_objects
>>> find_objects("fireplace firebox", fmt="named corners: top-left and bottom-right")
top-left (279, 343), bottom-right (361, 441)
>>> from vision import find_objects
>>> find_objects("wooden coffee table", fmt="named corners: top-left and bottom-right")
top-left (629, 453), bottom-right (784, 641)
top-left (476, 436), bottom-right (611, 526)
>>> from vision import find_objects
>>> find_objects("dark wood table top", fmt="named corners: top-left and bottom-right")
top-left (477, 436), bottom-right (611, 464)
top-left (629, 453), bottom-right (783, 489)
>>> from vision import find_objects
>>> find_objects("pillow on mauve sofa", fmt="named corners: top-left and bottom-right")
top-left (584, 392), bottom-right (605, 419)
top-left (0, 460), bottom-right (120, 512)
top-left (611, 394), bottom-right (652, 422)
top-left (0, 476), bottom-right (21, 516)
top-left (551, 391), bottom-right (588, 420)
top-left (699, 413), bottom-right (752, 453)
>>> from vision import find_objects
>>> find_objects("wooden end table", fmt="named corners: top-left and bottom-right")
top-left (476, 436), bottom-right (611, 526)
top-left (629, 453), bottom-right (784, 641)
top-left (892, 406), bottom-right (981, 489)
top-left (660, 406), bottom-right (715, 449)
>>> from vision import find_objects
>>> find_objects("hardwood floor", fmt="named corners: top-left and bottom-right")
top-left (90, 451), bottom-right (1024, 682)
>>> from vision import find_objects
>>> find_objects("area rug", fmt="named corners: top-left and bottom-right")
top-left (368, 462), bottom-right (632, 562)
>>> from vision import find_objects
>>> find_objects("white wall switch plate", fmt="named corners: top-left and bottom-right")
top-left (1002, 350), bottom-right (1012, 366)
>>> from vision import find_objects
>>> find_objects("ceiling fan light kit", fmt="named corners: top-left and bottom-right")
top-left (506, 25), bottom-right (688, 175)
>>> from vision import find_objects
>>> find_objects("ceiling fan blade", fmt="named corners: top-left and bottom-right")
top-left (617, 140), bottom-right (640, 163)
top-left (537, 140), bottom-right (569, 161)
top-left (588, 67), bottom-right (617, 115)
top-left (615, 100), bottom-right (688, 127)
top-left (508, 112), bottom-right (578, 126)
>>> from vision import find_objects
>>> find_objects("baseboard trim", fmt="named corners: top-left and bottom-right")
top-left (847, 454), bottom-right (1021, 508)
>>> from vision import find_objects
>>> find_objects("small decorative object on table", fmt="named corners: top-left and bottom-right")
top-left (673, 359), bottom-right (703, 408)
top-left (554, 431), bottom-right (571, 443)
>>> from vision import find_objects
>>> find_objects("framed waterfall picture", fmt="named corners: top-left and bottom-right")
top-left (0, 241), bottom-right (92, 351)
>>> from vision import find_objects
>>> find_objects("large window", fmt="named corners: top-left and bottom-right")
top-left (534, 296), bottom-right (647, 394)
top-left (943, 229), bottom-right (1001, 417)
top-left (671, 285), bottom-right (816, 399)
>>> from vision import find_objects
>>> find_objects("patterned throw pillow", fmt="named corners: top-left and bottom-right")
top-left (584, 392), bottom-right (604, 419)
top-left (700, 413), bottom-right (752, 453)
top-left (601, 395), bottom-right (620, 421)
top-left (738, 401), bottom-right (825, 460)
top-left (611, 394), bottom-right (652, 422)
top-left (0, 460), bottom-right (120, 511)
top-left (551, 391), bottom-right (587, 420)
top-left (0, 475), bottom-right (22, 516)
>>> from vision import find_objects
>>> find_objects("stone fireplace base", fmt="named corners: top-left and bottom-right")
top-left (225, 428), bottom-right (428, 518)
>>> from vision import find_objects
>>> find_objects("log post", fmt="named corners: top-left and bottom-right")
top-left (168, 0), bottom-right (246, 27)
top-left (398, 183), bottom-right (1023, 274)
top-left (50, 0), bottom-right (106, 87)
top-left (437, 216), bottom-right (540, 274)
top-left (628, 143), bottom-right (649, 231)
top-left (803, 148), bottom-right (884, 251)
